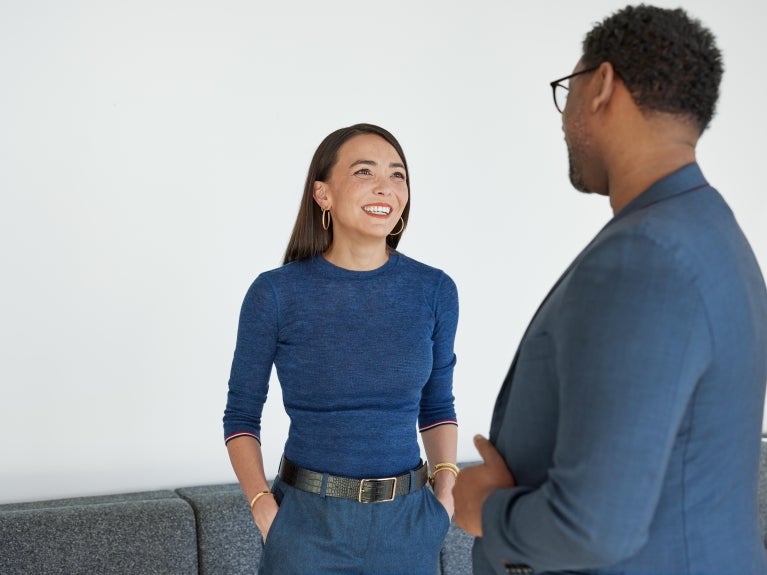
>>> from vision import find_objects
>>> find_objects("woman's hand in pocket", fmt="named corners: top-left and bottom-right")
top-left (431, 474), bottom-right (456, 520)
top-left (252, 494), bottom-right (280, 543)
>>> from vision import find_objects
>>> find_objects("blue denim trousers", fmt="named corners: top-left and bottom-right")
top-left (259, 475), bottom-right (451, 575)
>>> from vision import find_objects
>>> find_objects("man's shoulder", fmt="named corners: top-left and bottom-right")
top-left (596, 185), bottom-right (735, 263)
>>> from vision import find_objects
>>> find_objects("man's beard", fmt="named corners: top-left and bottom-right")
top-left (567, 144), bottom-right (593, 195)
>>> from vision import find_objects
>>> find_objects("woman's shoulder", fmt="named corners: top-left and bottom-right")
top-left (393, 252), bottom-right (458, 301)
top-left (394, 251), bottom-right (454, 282)
top-left (246, 258), bottom-right (314, 293)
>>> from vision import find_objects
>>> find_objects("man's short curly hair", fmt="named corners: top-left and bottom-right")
top-left (582, 4), bottom-right (723, 132)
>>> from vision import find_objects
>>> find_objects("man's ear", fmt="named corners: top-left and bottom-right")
top-left (591, 61), bottom-right (617, 113)
top-left (313, 182), bottom-right (330, 210)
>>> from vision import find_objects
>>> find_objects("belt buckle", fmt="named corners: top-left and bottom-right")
top-left (358, 476), bottom-right (397, 503)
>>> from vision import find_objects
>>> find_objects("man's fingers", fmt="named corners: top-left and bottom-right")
top-left (474, 434), bottom-right (505, 467)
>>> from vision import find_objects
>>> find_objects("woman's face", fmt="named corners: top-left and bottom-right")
top-left (314, 133), bottom-right (409, 245)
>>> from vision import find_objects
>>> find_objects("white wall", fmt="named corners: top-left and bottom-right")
top-left (1, 0), bottom-right (765, 504)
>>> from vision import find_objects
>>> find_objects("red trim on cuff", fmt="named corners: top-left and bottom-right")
top-left (224, 432), bottom-right (261, 445)
top-left (419, 419), bottom-right (458, 432)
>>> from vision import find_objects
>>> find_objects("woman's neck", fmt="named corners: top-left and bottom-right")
top-left (322, 240), bottom-right (390, 271)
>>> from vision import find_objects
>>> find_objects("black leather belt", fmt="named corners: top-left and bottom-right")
top-left (278, 456), bottom-right (428, 503)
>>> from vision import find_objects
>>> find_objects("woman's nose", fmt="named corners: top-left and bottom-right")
top-left (373, 180), bottom-right (392, 195)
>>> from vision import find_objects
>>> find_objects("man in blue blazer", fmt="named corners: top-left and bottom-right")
top-left (454, 5), bottom-right (767, 574)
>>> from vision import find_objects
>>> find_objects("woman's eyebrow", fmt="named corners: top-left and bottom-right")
top-left (349, 159), bottom-right (406, 170)
top-left (349, 159), bottom-right (376, 168)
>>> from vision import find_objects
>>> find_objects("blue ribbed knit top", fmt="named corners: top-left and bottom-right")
top-left (223, 251), bottom-right (459, 478)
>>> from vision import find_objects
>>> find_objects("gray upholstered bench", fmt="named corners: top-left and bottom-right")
top-left (0, 489), bottom-right (198, 574)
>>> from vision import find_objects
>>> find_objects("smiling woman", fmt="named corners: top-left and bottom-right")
top-left (311, 131), bottom-right (410, 269)
top-left (222, 123), bottom-right (460, 575)
top-left (282, 124), bottom-right (413, 268)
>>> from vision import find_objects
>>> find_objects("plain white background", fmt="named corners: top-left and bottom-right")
top-left (1, 0), bottom-right (765, 504)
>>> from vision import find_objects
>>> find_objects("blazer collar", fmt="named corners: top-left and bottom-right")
top-left (612, 162), bottom-right (709, 224)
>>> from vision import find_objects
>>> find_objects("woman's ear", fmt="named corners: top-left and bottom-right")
top-left (591, 61), bottom-right (617, 113)
top-left (313, 182), bottom-right (330, 210)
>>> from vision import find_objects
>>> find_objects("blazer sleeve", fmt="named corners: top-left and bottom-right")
top-left (478, 231), bottom-right (712, 572)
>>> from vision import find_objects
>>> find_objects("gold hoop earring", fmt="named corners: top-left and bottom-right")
top-left (321, 209), bottom-right (331, 231)
top-left (389, 217), bottom-right (405, 236)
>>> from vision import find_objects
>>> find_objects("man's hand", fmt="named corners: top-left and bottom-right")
top-left (453, 434), bottom-right (516, 537)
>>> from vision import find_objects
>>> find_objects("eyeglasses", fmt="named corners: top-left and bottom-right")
top-left (549, 66), bottom-right (599, 113)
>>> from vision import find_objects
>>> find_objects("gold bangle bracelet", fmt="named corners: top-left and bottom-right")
top-left (249, 490), bottom-right (273, 512)
top-left (428, 462), bottom-right (460, 486)
top-left (433, 462), bottom-right (460, 475)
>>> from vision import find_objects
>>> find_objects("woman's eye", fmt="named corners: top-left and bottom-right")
top-left (354, 168), bottom-right (373, 176)
top-left (392, 171), bottom-right (406, 180)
